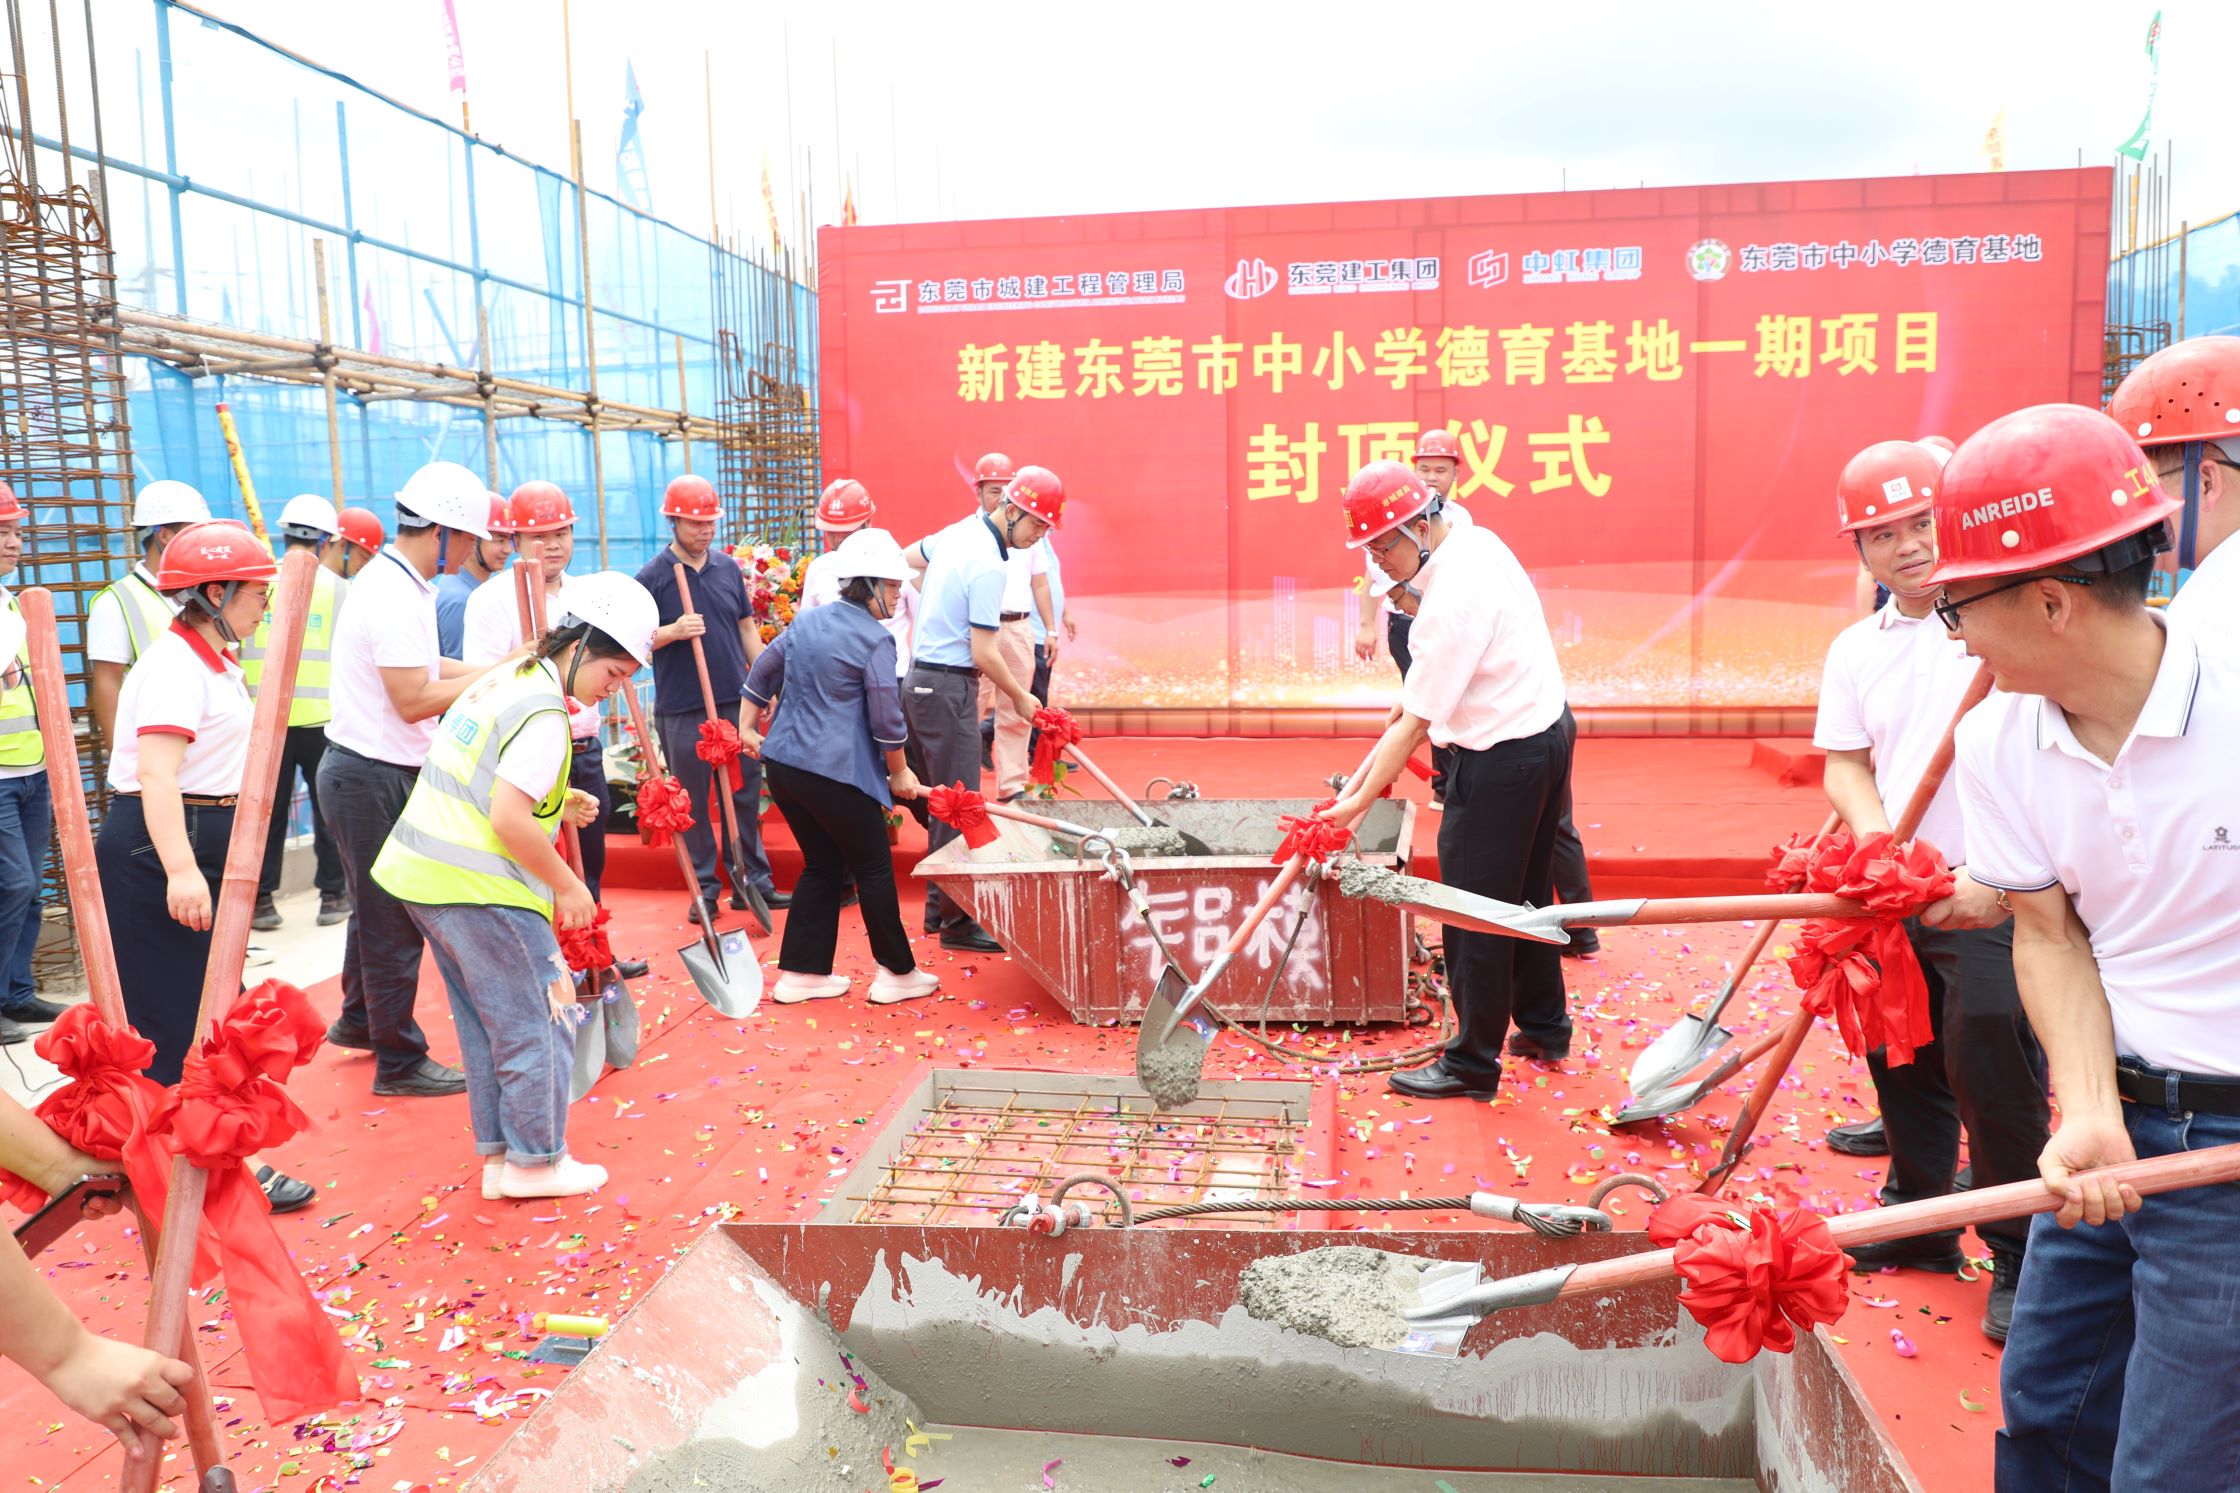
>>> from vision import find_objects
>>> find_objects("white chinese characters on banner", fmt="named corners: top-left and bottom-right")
top-left (1123, 877), bottom-right (1329, 998)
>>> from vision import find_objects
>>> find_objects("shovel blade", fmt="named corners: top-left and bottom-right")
top-left (1612, 1046), bottom-right (1750, 1126)
top-left (567, 1004), bottom-right (607, 1102)
top-left (1135, 966), bottom-right (1216, 1109)
top-left (680, 925), bottom-right (762, 1018)
top-left (1625, 1015), bottom-right (1734, 1097)
top-left (601, 975), bottom-right (642, 1067)
top-left (730, 846), bottom-right (775, 936)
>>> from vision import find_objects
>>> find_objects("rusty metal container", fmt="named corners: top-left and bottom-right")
top-left (916, 797), bottom-right (1416, 1027)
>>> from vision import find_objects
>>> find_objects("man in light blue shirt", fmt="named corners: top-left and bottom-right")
top-left (433, 493), bottom-right (514, 659)
top-left (903, 466), bottom-right (1065, 952)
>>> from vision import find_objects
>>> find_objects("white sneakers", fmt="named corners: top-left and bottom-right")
top-left (868, 967), bottom-right (940, 1004)
top-left (482, 1155), bottom-right (608, 1199)
top-left (771, 971), bottom-right (851, 1004)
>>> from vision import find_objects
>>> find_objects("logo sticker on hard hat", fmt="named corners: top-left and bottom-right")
top-left (1880, 476), bottom-right (1915, 504)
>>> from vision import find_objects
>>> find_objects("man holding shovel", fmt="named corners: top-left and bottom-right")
top-left (1928, 404), bottom-right (2240, 1485)
top-left (1812, 438), bottom-right (2048, 1343)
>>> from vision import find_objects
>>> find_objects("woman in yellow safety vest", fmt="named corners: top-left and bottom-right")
top-left (371, 572), bottom-right (655, 1202)
top-left (92, 521), bottom-right (315, 1211)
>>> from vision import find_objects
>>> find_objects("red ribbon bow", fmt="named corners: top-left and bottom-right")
top-left (695, 717), bottom-right (746, 790)
top-left (557, 904), bottom-right (614, 974)
top-left (1029, 707), bottom-right (1083, 786)
top-left (926, 783), bottom-right (999, 849)
top-left (634, 773), bottom-right (696, 847)
top-left (1648, 1195), bottom-right (1850, 1363)
top-left (1777, 830), bottom-right (1953, 1066)
top-left (0, 1005), bottom-right (177, 1225)
top-left (143, 980), bottom-right (359, 1420)
top-left (1273, 812), bottom-right (1350, 867)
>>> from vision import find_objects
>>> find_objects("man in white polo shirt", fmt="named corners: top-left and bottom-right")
top-left (1928, 402), bottom-right (2240, 1485)
top-left (1811, 438), bottom-right (2049, 1342)
top-left (317, 461), bottom-right (514, 1098)
top-left (2107, 334), bottom-right (2240, 631)
top-left (929, 453), bottom-right (1054, 801)
top-left (1319, 461), bottom-right (1573, 1097)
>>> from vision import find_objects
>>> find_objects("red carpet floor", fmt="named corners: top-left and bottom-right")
top-left (3, 738), bottom-right (2008, 1492)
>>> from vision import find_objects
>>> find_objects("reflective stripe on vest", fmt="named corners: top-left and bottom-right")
top-left (0, 595), bottom-right (39, 768)
top-left (242, 566), bottom-right (339, 728)
top-left (371, 661), bottom-right (569, 917)
top-left (98, 571), bottom-right (173, 663)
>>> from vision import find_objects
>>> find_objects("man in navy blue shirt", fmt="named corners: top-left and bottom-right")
top-left (634, 474), bottom-right (783, 922)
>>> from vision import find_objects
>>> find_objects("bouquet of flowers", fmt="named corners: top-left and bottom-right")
top-left (729, 541), bottom-right (809, 643)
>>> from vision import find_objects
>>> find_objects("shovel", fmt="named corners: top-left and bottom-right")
top-left (1057, 736), bottom-right (1216, 856)
top-left (674, 561), bottom-right (773, 935)
top-left (1327, 866), bottom-right (1872, 946)
top-left (1612, 1024), bottom-right (1789, 1125)
top-left (622, 676), bottom-right (763, 1018)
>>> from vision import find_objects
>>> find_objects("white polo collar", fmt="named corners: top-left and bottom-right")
top-left (2031, 615), bottom-right (2201, 758)
top-left (1874, 596), bottom-right (1940, 630)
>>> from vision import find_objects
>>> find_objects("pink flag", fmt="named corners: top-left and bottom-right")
top-left (440, 0), bottom-right (468, 103)
top-left (361, 282), bottom-right (383, 356)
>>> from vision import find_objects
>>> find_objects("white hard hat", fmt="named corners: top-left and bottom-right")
top-left (277, 493), bottom-right (341, 538)
top-left (557, 571), bottom-right (658, 666)
top-left (829, 528), bottom-right (911, 583)
top-left (395, 461), bottom-right (494, 539)
top-left (131, 480), bottom-right (211, 530)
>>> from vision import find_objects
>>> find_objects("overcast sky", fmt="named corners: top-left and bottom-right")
top-left (201, 0), bottom-right (2230, 248)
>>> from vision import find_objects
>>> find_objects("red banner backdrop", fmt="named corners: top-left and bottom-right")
top-left (817, 169), bottom-right (2109, 729)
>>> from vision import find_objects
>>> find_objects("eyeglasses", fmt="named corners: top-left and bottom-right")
top-left (1932, 572), bottom-right (2095, 631)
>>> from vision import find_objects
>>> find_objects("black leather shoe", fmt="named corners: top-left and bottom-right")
top-left (939, 927), bottom-right (1004, 954)
top-left (1953, 1164), bottom-right (1973, 1192)
top-left (840, 889), bottom-right (859, 909)
top-left (1506, 1032), bottom-right (1571, 1063)
top-left (688, 898), bottom-right (712, 926)
top-left (614, 958), bottom-right (650, 980)
top-left (256, 1166), bottom-right (317, 1215)
top-left (317, 892), bottom-right (353, 926)
top-left (0, 1013), bottom-right (26, 1046)
top-left (251, 894), bottom-right (283, 932)
top-left (1826, 1116), bottom-right (1889, 1155)
top-left (1845, 1233), bottom-right (1965, 1274)
top-left (1387, 1060), bottom-right (1502, 1101)
top-left (3, 994), bottom-right (70, 1024)
top-left (1982, 1248), bottom-right (2022, 1343)
top-left (372, 1058), bottom-right (468, 1097)
top-left (755, 888), bottom-right (793, 910)
top-left (1561, 935), bottom-right (1601, 959)
top-left (324, 1021), bottom-right (376, 1052)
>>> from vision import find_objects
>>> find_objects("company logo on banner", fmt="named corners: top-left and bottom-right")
top-left (1287, 256), bottom-right (1438, 295)
top-left (1686, 239), bottom-right (1732, 281)
top-left (1520, 246), bottom-right (1644, 285)
top-left (1225, 258), bottom-right (1279, 300)
top-left (1467, 250), bottom-right (1509, 288)
top-left (868, 269), bottom-right (1186, 314)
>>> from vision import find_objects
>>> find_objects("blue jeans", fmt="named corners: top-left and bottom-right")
top-left (0, 774), bottom-right (52, 1011)
top-left (1996, 1067), bottom-right (2240, 1490)
top-left (404, 902), bottom-right (571, 1165)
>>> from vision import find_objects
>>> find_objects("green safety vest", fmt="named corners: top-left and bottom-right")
top-left (0, 592), bottom-right (41, 768)
top-left (94, 567), bottom-right (174, 664)
top-left (241, 566), bottom-right (342, 728)
top-left (372, 659), bottom-right (570, 917)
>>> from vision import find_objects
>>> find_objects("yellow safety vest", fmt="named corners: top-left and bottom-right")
top-left (0, 592), bottom-right (42, 768)
top-left (94, 568), bottom-right (174, 664)
top-left (372, 660), bottom-right (570, 916)
top-left (241, 565), bottom-right (342, 728)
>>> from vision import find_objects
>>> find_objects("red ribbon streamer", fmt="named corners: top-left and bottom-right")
top-left (926, 783), bottom-right (999, 849)
top-left (1029, 706), bottom-right (1082, 786)
top-left (1670, 1204), bottom-right (1850, 1363)
top-left (1273, 813), bottom-right (1350, 867)
top-left (1775, 830), bottom-right (1953, 1066)
top-left (557, 904), bottom-right (613, 974)
top-left (0, 1007), bottom-right (181, 1248)
top-left (634, 774), bottom-right (696, 848)
top-left (1644, 1192), bottom-right (1748, 1250)
top-left (143, 980), bottom-right (358, 1420)
top-left (696, 717), bottom-right (746, 791)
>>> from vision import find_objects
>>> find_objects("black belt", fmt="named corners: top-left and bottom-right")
top-left (2117, 1061), bottom-right (2240, 1116)
top-left (913, 660), bottom-right (978, 677)
top-left (1000, 611), bottom-right (1031, 622)
top-left (572, 737), bottom-right (601, 754)
top-left (114, 790), bottom-right (237, 808)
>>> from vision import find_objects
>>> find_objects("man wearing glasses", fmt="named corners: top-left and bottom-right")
top-left (1315, 460), bottom-right (1573, 1097)
top-left (1929, 403), bottom-right (2240, 1485)
top-left (2108, 335), bottom-right (2240, 631)
top-left (1811, 439), bottom-right (2049, 1344)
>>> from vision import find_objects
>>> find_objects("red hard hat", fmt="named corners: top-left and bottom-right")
top-left (973, 452), bottom-right (1016, 487)
top-left (1835, 440), bottom-right (1944, 534)
top-left (816, 478), bottom-right (875, 532)
top-left (1929, 404), bottom-right (2179, 585)
top-left (661, 473), bottom-right (720, 521)
top-left (2107, 335), bottom-right (2240, 448)
top-left (155, 520), bottom-right (277, 592)
top-left (508, 480), bottom-right (577, 533)
top-left (485, 493), bottom-right (514, 536)
top-left (1342, 460), bottom-right (1434, 549)
top-left (1002, 467), bottom-right (1066, 528)
top-left (1413, 428), bottom-right (1463, 463)
top-left (0, 481), bottom-right (22, 523)
top-left (336, 506), bottom-right (385, 555)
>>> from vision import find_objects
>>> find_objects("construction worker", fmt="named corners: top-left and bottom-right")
top-left (244, 495), bottom-right (351, 933)
top-left (318, 460), bottom-right (514, 1099)
top-left (635, 474), bottom-right (783, 922)
top-left (960, 455), bottom-right (1057, 799)
top-left (91, 520), bottom-right (314, 1211)
top-left (373, 573), bottom-right (654, 1201)
top-left (2108, 334), bottom-right (2240, 630)
top-left (903, 467), bottom-right (1064, 953)
top-left (330, 507), bottom-right (384, 580)
top-left (1923, 404), bottom-right (2240, 1485)
top-left (742, 529), bottom-right (935, 1004)
top-left (799, 478), bottom-right (916, 672)
top-left (1318, 461), bottom-right (1573, 1097)
top-left (88, 479), bottom-right (210, 748)
top-left (435, 493), bottom-right (517, 660)
top-left (1809, 439), bottom-right (2049, 1344)
top-left (0, 482), bottom-right (63, 1043)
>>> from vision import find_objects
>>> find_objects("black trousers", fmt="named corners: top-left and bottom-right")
top-left (903, 664), bottom-right (984, 934)
top-left (94, 794), bottom-right (232, 1087)
top-left (1437, 718), bottom-right (1573, 1081)
top-left (765, 759), bottom-right (914, 978)
top-left (1551, 706), bottom-right (1596, 918)
top-left (1871, 917), bottom-right (2050, 1256)
top-left (568, 738), bottom-right (609, 900)
top-left (317, 743), bottom-right (432, 1082)
top-left (257, 722), bottom-right (345, 899)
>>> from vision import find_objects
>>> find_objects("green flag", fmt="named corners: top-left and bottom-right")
top-left (2116, 10), bottom-right (2162, 161)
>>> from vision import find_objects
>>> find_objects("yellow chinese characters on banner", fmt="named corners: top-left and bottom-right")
top-left (1247, 416), bottom-right (1603, 504)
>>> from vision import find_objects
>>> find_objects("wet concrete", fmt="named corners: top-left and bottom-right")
top-left (1238, 1245), bottom-right (1426, 1349)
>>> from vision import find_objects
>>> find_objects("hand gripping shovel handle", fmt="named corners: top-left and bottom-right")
top-left (674, 561), bottom-right (770, 934)
top-left (1156, 853), bottom-right (1310, 1043)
